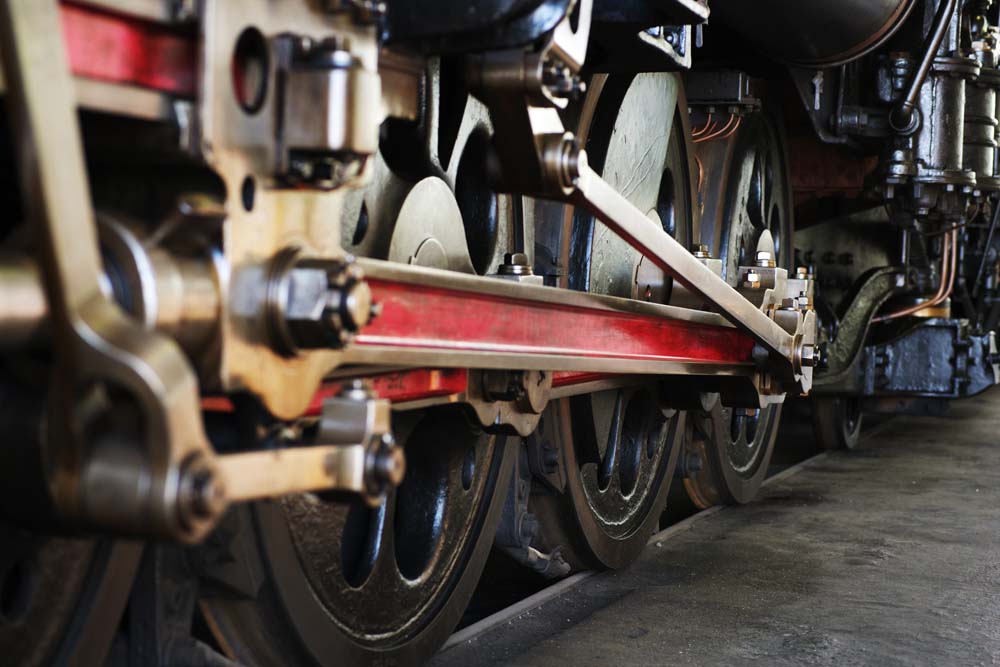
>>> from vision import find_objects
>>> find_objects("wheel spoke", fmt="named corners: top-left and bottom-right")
top-left (598, 390), bottom-right (626, 490)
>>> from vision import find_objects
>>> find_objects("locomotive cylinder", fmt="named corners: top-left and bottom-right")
top-left (710, 0), bottom-right (916, 67)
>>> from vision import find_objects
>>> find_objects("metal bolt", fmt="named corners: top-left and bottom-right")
top-left (190, 470), bottom-right (221, 518)
top-left (339, 278), bottom-right (373, 330)
top-left (499, 252), bottom-right (534, 276)
top-left (558, 135), bottom-right (582, 188)
top-left (270, 252), bottom-right (372, 355)
top-left (691, 243), bottom-right (711, 259)
top-left (367, 433), bottom-right (405, 495)
top-left (755, 251), bottom-right (775, 268)
top-left (180, 457), bottom-right (226, 524)
top-left (799, 343), bottom-right (817, 368)
top-left (795, 266), bottom-right (810, 279)
top-left (742, 270), bottom-right (762, 289)
top-left (339, 378), bottom-right (373, 402)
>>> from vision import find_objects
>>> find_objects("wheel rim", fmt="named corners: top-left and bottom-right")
top-left (533, 72), bottom-right (691, 570)
top-left (278, 411), bottom-right (505, 645)
top-left (200, 408), bottom-right (514, 665)
top-left (0, 380), bottom-right (137, 665)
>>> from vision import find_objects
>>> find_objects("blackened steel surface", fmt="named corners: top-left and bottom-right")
top-left (592, 0), bottom-right (708, 26)
top-left (711, 0), bottom-right (915, 67)
top-left (859, 319), bottom-right (999, 398)
top-left (432, 390), bottom-right (1000, 666)
top-left (384, 0), bottom-right (571, 53)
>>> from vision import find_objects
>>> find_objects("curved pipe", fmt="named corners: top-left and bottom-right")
top-left (892, 0), bottom-right (958, 131)
top-left (873, 230), bottom-right (957, 322)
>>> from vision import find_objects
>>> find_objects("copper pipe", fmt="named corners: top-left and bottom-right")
top-left (873, 230), bottom-right (956, 322)
top-left (691, 112), bottom-right (714, 137)
top-left (693, 114), bottom-right (737, 143)
top-left (716, 115), bottom-right (743, 140)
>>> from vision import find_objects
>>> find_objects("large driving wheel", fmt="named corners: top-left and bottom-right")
top-left (812, 396), bottom-right (864, 450)
top-left (681, 106), bottom-right (794, 507)
top-left (199, 407), bottom-right (513, 666)
top-left (531, 72), bottom-right (693, 571)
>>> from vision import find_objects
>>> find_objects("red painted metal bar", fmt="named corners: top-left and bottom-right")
top-left (356, 278), bottom-right (755, 365)
top-left (60, 1), bottom-right (196, 97)
top-left (204, 368), bottom-right (470, 414)
top-left (205, 274), bottom-right (756, 413)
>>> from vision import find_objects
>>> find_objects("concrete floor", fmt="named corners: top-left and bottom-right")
top-left (433, 389), bottom-right (1000, 666)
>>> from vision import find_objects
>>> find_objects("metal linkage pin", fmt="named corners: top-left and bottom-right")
top-left (215, 380), bottom-right (403, 507)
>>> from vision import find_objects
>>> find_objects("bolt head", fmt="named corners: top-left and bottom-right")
top-left (691, 243), bottom-right (711, 258)
top-left (755, 251), bottom-right (775, 268)
top-left (503, 252), bottom-right (529, 267)
top-left (341, 279), bottom-right (373, 330)
top-left (368, 434), bottom-right (406, 494)
top-left (800, 343), bottom-right (817, 368)
top-left (180, 458), bottom-right (226, 525)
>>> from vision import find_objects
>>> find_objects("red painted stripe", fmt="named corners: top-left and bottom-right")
top-left (60, 1), bottom-right (197, 97)
top-left (551, 371), bottom-right (613, 387)
top-left (357, 279), bottom-right (754, 365)
top-left (303, 368), bottom-right (468, 415)
top-left (203, 368), bottom-right (470, 415)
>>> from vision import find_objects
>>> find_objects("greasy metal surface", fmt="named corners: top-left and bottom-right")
top-left (434, 388), bottom-right (1000, 666)
top-left (815, 267), bottom-right (902, 389)
top-left (859, 319), bottom-right (999, 398)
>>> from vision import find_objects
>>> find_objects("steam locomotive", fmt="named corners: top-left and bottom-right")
top-left (0, 0), bottom-right (995, 664)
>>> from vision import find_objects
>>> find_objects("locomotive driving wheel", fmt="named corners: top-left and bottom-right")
top-left (532, 72), bottom-right (692, 571)
top-left (812, 397), bottom-right (864, 450)
top-left (200, 407), bottom-right (513, 666)
top-left (681, 107), bottom-right (794, 507)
